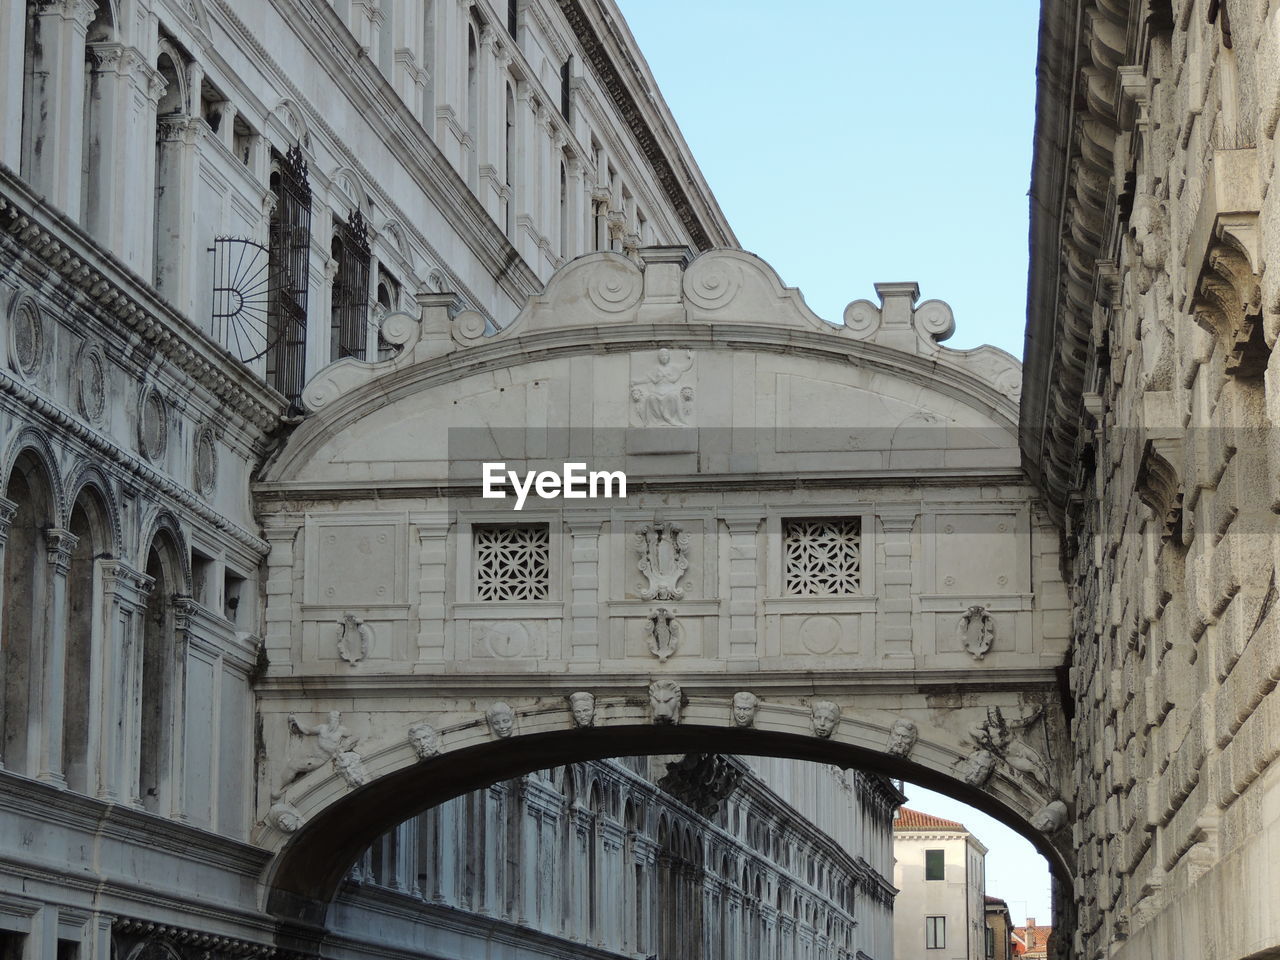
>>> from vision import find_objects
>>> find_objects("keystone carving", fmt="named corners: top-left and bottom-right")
top-left (649, 679), bottom-right (682, 724)
top-left (630, 348), bottom-right (694, 426)
top-left (332, 750), bottom-right (368, 788)
top-left (956, 605), bottom-right (997, 660)
top-left (486, 702), bottom-right (515, 738)
top-left (408, 721), bottom-right (441, 759)
top-left (958, 747), bottom-right (997, 786)
top-left (1192, 238), bottom-right (1267, 378)
top-left (635, 521), bottom-right (691, 600)
top-left (568, 691), bottom-right (596, 728)
top-left (645, 607), bottom-right (681, 663)
top-left (810, 700), bottom-right (841, 739)
top-left (336, 613), bottom-right (374, 665)
top-left (886, 717), bottom-right (918, 758)
top-left (731, 691), bottom-right (759, 728)
top-left (1030, 799), bottom-right (1069, 833)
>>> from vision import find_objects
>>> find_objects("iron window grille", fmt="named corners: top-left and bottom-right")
top-left (265, 144), bottom-right (312, 411)
top-left (331, 209), bottom-right (372, 361)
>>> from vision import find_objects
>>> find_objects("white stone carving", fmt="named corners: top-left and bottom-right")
top-left (139, 388), bottom-right (168, 461)
top-left (75, 342), bottom-right (106, 424)
top-left (275, 711), bottom-right (358, 798)
top-left (474, 525), bottom-right (550, 601)
top-left (886, 717), bottom-right (918, 758)
top-left (784, 518), bottom-right (862, 596)
top-left (630, 348), bottom-right (694, 426)
top-left (476, 620), bottom-right (531, 658)
top-left (336, 613), bottom-right (373, 665)
top-left (486, 702), bottom-right (515, 738)
top-left (267, 802), bottom-right (304, 832)
top-left (956, 605), bottom-right (997, 660)
top-left (9, 295), bottom-right (43, 379)
top-left (1031, 799), bottom-right (1069, 833)
top-left (333, 750), bottom-right (368, 788)
top-left (959, 748), bottom-right (997, 786)
top-left (811, 700), bottom-right (841, 739)
top-left (635, 521), bottom-right (691, 600)
top-left (649, 679), bottom-right (682, 724)
top-left (568, 691), bottom-right (595, 728)
top-left (731, 691), bottom-right (759, 728)
top-left (965, 706), bottom-right (1052, 790)
top-left (194, 425), bottom-right (218, 496)
top-left (645, 607), bottom-right (681, 663)
top-left (408, 721), bottom-right (440, 759)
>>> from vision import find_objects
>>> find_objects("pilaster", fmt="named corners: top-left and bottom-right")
top-left (721, 509), bottom-right (764, 659)
top-left (97, 559), bottom-right (152, 802)
top-left (0, 0), bottom-right (24, 169)
top-left (411, 513), bottom-right (450, 662)
top-left (262, 521), bottom-right (301, 660)
top-left (877, 506), bottom-right (919, 662)
top-left (36, 527), bottom-right (79, 787)
top-left (564, 511), bottom-right (604, 663)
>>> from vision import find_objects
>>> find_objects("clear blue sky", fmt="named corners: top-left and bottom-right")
top-left (615, 0), bottom-right (1037, 358)
top-left (614, 0), bottom-right (1051, 922)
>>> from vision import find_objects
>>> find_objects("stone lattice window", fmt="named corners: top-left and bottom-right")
top-left (783, 518), bottom-right (862, 596)
top-left (474, 525), bottom-right (550, 601)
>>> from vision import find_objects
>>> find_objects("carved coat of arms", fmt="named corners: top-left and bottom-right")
top-left (645, 607), bottom-right (681, 663)
top-left (336, 613), bottom-right (374, 665)
top-left (636, 521), bottom-right (691, 600)
top-left (956, 605), bottom-right (997, 660)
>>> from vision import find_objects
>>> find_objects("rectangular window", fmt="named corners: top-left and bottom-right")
top-left (560, 56), bottom-right (572, 120)
top-left (986, 926), bottom-right (996, 958)
top-left (474, 525), bottom-right (550, 600)
top-left (507, 0), bottom-right (518, 38)
top-left (266, 144), bottom-right (312, 409)
top-left (925, 848), bottom-right (945, 880)
top-left (925, 916), bottom-right (946, 949)
top-left (783, 517), bottom-right (862, 595)
top-left (331, 209), bottom-right (372, 361)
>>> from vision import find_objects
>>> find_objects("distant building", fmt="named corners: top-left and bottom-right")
top-left (892, 807), bottom-right (988, 959)
top-left (1012, 919), bottom-right (1052, 959)
top-left (984, 896), bottom-right (1014, 960)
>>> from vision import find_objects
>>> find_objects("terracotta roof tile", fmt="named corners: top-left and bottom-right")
top-left (893, 806), bottom-right (968, 831)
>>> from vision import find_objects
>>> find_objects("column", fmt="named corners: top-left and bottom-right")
top-left (563, 153), bottom-right (584, 258)
top-left (0, 0), bottom-right (24, 168)
top-left (0, 497), bottom-right (16, 633)
top-left (475, 27), bottom-right (500, 216)
top-left (434, 0), bottom-right (466, 169)
top-left (564, 512), bottom-right (603, 663)
top-left (168, 595), bottom-right (196, 820)
top-left (599, 818), bottom-right (625, 947)
top-left (153, 116), bottom-right (200, 312)
top-left (514, 83), bottom-right (538, 262)
top-left (411, 513), bottom-right (450, 662)
top-left (120, 48), bottom-right (166, 273)
top-left (24, 0), bottom-right (95, 216)
top-left (36, 528), bottom-right (78, 785)
top-left (721, 509), bottom-right (763, 660)
top-left (878, 507), bottom-right (919, 662)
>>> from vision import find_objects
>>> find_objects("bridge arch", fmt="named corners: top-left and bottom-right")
top-left (254, 247), bottom-right (1071, 933)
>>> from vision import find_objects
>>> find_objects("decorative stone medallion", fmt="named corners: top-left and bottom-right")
top-left (194, 425), bottom-right (218, 495)
top-left (76, 342), bottom-right (107, 423)
top-left (9, 296), bottom-right (43, 379)
top-left (139, 388), bottom-right (168, 461)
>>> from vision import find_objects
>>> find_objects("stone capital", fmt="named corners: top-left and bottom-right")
top-left (0, 497), bottom-right (18, 543)
top-left (45, 528), bottom-right (80, 573)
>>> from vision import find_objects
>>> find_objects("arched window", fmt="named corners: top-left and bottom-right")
top-left (139, 530), bottom-right (182, 813)
top-left (1, 451), bottom-right (55, 777)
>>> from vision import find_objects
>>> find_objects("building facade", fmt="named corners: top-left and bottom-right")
top-left (0, 2), bottom-right (901, 960)
top-left (892, 808), bottom-right (988, 960)
top-left (1026, 0), bottom-right (1280, 957)
top-left (983, 896), bottom-right (1013, 960)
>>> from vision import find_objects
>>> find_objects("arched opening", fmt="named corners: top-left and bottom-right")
top-left (139, 530), bottom-right (181, 813)
top-left (1, 451), bottom-right (54, 777)
top-left (63, 486), bottom-right (110, 794)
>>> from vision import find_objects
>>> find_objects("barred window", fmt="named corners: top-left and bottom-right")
top-left (474, 525), bottom-right (550, 601)
top-left (783, 518), bottom-right (862, 596)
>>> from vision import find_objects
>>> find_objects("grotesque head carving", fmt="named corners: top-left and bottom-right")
top-left (268, 802), bottom-right (303, 833)
top-left (810, 700), bottom-right (840, 739)
top-left (408, 721), bottom-right (441, 759)
top-left (1030, 799), bottom-right (1069, 833)
top-left (649, 680), bottom-right (682, 724)
top-left (962, 748), bottom-right (997, 786)
top-left (731, 691), bottom-right (759, 728)
top-left (887, 717), bottom-right (918, 757)
top-left (486, 702), bottom-right (515, 738)
top-left (569, 691), bottom-right (596, 728)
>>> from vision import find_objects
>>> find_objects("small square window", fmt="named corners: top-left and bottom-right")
top-left (925, 848), bottom-right (945, 880)
top-left (784, 517), bottom-right (862, 596)
top-left (474, 524), bottom-right (550, 600)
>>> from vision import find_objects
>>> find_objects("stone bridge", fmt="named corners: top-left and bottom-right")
top-left (251, 248), bottom-right (1073, 930)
